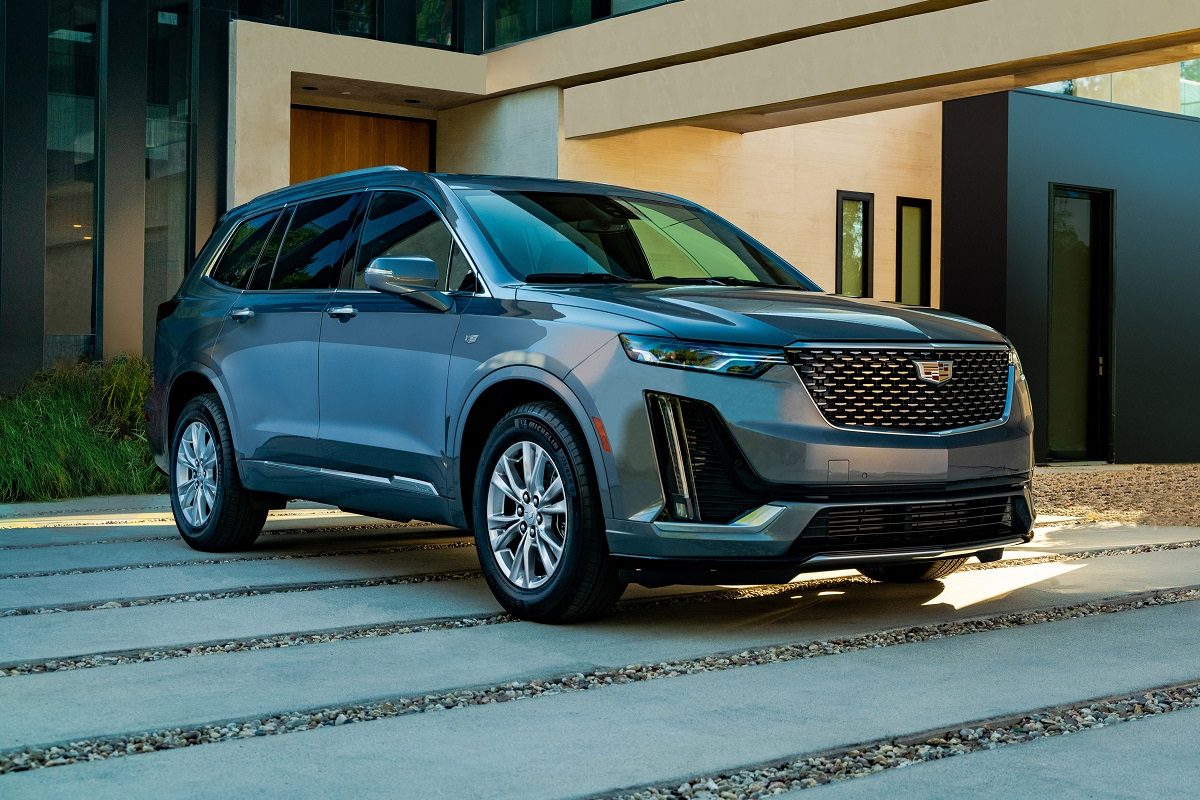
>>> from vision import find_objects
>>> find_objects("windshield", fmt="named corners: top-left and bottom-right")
top-left (455, 189), bottom-right (818, 289)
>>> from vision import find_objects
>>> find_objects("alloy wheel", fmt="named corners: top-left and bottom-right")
top-left (175, 420), bottom-right (219, 527)
top-left (486, 440), bottom-right (568, 589)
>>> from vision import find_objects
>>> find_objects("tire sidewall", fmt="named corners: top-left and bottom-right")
top-left (472, 409), bottom-right (592, 615)
top-left (169, 398), bottom-right (226, 547)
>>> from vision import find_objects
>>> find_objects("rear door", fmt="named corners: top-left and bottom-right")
top-left (317, 190), bottom-right (474, 520)
top-left (212, 192), bottom-right (365, 490)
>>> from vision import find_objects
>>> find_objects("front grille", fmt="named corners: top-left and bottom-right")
top-left (796, 495), bottom-right (1018, 552)
top-left (790, 347), bottom-right (1010, 431)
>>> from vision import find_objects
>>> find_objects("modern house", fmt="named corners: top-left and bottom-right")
top-left (2, 0), bottom-right (1198, 461)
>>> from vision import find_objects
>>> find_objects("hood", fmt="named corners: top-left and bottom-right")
top-left (518, 285), bottom-right (1005, 346)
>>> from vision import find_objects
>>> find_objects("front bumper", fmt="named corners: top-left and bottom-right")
top-left (607, 477), bottom-right (1034, 585)
top-left (566, 337), bottom-right (1036, 572)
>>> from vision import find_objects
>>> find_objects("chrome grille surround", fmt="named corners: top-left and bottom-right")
top-left (789, 344), bottom-right (1012, 432)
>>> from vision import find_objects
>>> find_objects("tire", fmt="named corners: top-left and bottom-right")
top-left (472, 401), bottom-right (625, 623)
top-left (858, 557), bottom-right (968, 583)
top-left (169, 393), bottom-right (268, 552)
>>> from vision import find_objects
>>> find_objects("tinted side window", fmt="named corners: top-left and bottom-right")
top-left (269, 194), bottom-right (362, 290)
top-left (247, 207), bottom-right (293, 291)
top-left (210, 211), bottom-right (280, 289)
top-left (354, 192), bottom-right (453, 290)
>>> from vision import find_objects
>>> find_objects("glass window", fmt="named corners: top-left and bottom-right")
top-left (211, 211), bottom-right (281, 289)
top-left (144, 1), bottom-right (192, 349)
top-left (45, 0), bottom-right (99, 360)
top-left (354, 192), bottom-right (456, 289)
top-left (333, 0), bottom-right (375, 37)
top-left (416, 0), bottom-right (455, 47)
top-left (1182, 60), bottom-right (1200, 117)
top-left (456, 189), bottom-right (816, 288)
top-left (837, 191), bottom-right (873, 298)
top-left (247, 208), bottom-right (292, 290)
top-left (268, 195), bottom-right (362, 290)
top-left (236, 0), bottom-right (288, 24)
top-left (485, 1), bottom-right (675, 48)
top-left (896, 198), bottom-right (931, 306)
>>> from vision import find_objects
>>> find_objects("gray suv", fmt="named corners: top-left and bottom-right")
top-left (149, 167), bottom-right (1034, 622)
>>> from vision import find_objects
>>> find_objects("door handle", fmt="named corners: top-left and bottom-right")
top-left (327, 305), bottom-right (358, 319)
top-left (229, 307), bottom-right (255, 321)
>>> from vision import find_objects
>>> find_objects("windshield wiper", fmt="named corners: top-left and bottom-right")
top-left (523, 272), bottom-right (636, 284)
top-left (648, 275), bottom-right (806, 290)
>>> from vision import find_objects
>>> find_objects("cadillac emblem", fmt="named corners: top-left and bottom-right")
top-left (913, 360), bottom-right (954, 385)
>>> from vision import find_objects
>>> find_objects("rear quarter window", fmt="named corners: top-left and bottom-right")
top-left (209, 211), bottom-right (281, 289)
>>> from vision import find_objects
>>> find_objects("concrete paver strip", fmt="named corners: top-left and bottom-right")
top-left (2, 548), bottom-right (1199, 751)
top-left (4, 601), bottom-right (1200, 799)
top-left (0, 577), bottom-right (501, 666)
top-left (0, 528), bottom-right (464, 577)
top-left (1019, 524), bottom-right (1200, 552)
top-left (0, 517), bottom-right (423, 547)
top-left (0, 544), bottom-right (477, 612)
top-left (789, 705), bottom-right (1200, 799)
top-left (4, 542), bottom-right (1199, 666)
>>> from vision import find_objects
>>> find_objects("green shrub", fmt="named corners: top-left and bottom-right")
top-left (0, 357), bottom-right (167, 502)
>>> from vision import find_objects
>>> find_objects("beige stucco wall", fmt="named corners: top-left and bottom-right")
top-left (436, 88), bottom-right (561, 177)
top-left (228, 21), bottom-right (486, 206)
top-left (559, 104), bottom-right (943, 304)
top-left (561, 0), bottom-right (1200, 137)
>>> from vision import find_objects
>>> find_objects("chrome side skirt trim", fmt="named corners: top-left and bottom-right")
top-left (251, 461), bottom-right (442, 498)
top-left (389, 475), bottom-right (440, 496)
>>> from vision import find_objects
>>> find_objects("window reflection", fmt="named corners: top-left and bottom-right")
top-left (46, 0), bottom-right (98, 364)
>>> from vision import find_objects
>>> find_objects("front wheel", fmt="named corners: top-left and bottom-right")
top-left (858, 557), bottom-right (968, 583)
top-left (472, 402), bottom-right (625, 623)
top-left (170, 394), bottom-right (267, 552)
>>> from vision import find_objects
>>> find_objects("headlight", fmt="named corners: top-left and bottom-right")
top-left (619, 334), bottom-right (787, 378)
top-left (1008, 346), bottom-right (1025, 381)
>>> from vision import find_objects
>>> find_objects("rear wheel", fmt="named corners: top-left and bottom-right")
top-left (472, 401), bottom-right (625, 623)
top-left (858, 557), bottom-right (968, 583)
top-left (170, 394), bottom-right (267, 552)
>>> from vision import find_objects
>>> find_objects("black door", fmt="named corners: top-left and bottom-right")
top-left (1047, 186), bottom-right (1112, 461)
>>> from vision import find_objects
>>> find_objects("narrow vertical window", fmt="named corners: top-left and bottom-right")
top-left (896, 197), bottom-right (932, 306)
top-left (836, 191), bottom-right (873, 298)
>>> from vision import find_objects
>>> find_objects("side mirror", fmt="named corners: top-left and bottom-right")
top-left (363, 256), bottom-right (451, 312)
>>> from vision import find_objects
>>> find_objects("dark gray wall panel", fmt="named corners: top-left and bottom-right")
top-left (0, 2), bottom-right (48, 392)
top-left (941, 93), bottom-right (1010, 333)
top-left (1005, 90), bottom-right (1200, 462)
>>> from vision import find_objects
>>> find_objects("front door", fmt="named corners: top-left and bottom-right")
top-left (1047, 186), bottom-right (1112, 461)
top-left (318, 190), bottom-right (473, 521)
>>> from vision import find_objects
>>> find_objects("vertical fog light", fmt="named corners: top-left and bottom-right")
top-left (651, 394), bottom-right (697, 521)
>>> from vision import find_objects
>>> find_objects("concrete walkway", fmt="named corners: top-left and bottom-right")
top-left (0, 495), bottom-right (1197, 798)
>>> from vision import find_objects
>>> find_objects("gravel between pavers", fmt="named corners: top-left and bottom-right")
top-left (1034, 464), bottom-right (1200, 527)
top-left (603, 683), bottom-right (1200, 799)
top-left (2, 586), bottom-right (1197, 774)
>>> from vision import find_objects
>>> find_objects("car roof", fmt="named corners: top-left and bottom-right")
top-left (224, 167), bottom-right (688, 223)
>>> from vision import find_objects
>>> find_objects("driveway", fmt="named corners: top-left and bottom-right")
top-left (1, 495), bottom-right (1198, 798)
